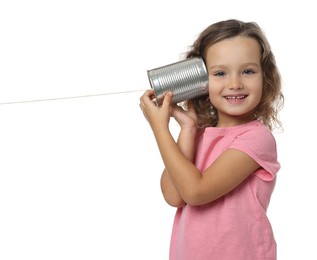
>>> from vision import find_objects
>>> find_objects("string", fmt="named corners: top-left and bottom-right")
top-left (0, 89), bottom-right (146, 105)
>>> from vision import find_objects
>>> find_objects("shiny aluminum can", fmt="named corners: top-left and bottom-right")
top-left (147, 57), bottom-right (209, 105)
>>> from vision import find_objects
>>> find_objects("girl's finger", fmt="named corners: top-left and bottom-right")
top-left (162, 91), bottom-right (173, 109)
top-left (140, 89), bottom-right (155, 103)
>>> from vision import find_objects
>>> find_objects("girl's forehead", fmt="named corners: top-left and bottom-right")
top-left (205, 36), bottom-right (261, 66)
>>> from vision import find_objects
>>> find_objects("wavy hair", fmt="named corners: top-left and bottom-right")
top-left (184, 19), bottom-right (284, 131)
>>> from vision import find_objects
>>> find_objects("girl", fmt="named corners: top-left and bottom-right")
top-left (140, 19), bottom-right (284, 260)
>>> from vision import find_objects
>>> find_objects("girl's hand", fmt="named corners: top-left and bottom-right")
top-left (139, 90), bottom-right (173, 131)
top-left (171, 100), bottom-right (198, 130)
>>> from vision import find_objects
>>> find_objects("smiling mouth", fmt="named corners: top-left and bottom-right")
top-left (224, 95), bottom-right (248, 100)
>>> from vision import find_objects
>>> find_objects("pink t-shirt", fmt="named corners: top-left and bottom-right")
top-left (169, 120), bottom-right (280, 260)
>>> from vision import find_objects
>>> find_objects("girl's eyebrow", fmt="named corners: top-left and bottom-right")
top-left (208, 65), bottom-right (225, 70)
top-left (208, 62), bottom-right (260, 70)
top-left (241, 62), bottom-right (261, 67)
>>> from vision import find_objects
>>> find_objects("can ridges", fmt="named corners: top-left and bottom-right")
top-left (147, 57), bottom-right (208, 104)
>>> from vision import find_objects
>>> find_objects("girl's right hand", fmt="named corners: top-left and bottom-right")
top-left (139, 89), bottom-right (173, 131)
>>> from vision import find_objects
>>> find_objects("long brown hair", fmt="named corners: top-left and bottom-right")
top-left (184, 19), bottom-right (284, 131)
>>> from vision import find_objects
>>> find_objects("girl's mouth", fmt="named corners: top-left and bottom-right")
top-left (224, 95), bottom-right (247, 100)
top-left (224, 95), bottom-right (248, 103)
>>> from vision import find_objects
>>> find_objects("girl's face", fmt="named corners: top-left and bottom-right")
top-left (206, 36), bottom-right (263, 127)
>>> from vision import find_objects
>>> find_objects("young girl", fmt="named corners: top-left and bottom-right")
top-left (139, 19), bottom-right (284, 260)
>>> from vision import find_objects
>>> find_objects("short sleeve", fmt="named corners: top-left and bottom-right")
top-left (229, 126), bottom-right (280, 181)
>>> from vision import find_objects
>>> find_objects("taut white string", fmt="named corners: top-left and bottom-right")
top-left (0, 89), bottom-right (146, 106)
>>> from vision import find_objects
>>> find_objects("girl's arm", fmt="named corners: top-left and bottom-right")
top-left (161, 170), bottom-right (185, 207)
top-left (160, 125), bottom-right (196, 207)
top-left (140, 90), bottom-right (197, 208)
top-left (154, 117), bottom-right (260, 206)
top-left (140, 90), bottom-right (260, 206)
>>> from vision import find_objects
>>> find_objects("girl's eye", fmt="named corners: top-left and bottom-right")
top-left (214, 71), bottom-right (225, 77)
top-left (243, 69), bottom-right (255, 75)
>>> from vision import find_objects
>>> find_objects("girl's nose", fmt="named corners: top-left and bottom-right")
top-left (228, 75), bottom-right (243, 90)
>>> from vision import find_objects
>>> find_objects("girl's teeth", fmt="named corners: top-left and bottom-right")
top-left (226, 96), bottom-right (245, 100)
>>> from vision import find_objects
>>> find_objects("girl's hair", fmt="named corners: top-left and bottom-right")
top-left (184, 19), bottom-right (284, 131)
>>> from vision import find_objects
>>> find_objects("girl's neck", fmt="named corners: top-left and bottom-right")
top-left (216, 114), bottom-right (256, 128)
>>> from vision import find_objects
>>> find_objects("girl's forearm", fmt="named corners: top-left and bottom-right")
top-left (154, 126), bottom-right (202, 204)
top-left (161, 169), bottom-right (186, 207)
top-left (160, 127), bottom-right (197, 207)
top-left (176, 127), bottom-right (197, 162)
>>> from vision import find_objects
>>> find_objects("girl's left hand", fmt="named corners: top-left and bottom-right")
top-left (171, 100), bottom-right (198, 129)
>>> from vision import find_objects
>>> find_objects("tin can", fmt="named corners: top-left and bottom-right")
top-left (147, 57), bottom-right (209, 105)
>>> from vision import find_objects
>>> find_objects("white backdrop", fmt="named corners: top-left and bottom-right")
top-left (0, 1), bottom-right (316, 259)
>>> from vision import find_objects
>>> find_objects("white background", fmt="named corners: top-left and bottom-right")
top-left (0, 1), bottom-right (316, 259)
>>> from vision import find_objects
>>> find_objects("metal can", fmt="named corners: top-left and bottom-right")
top-left (147, 57), bottom-right (209, 105)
